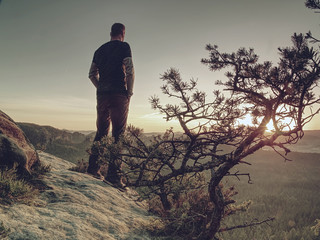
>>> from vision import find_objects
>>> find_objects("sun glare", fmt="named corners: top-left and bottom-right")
top-left (238, 114), bottom-right (297, 132)
top-left (265, 118), bottom-right (296, 132)
top-left (237, 114), bottom-right (253, 127)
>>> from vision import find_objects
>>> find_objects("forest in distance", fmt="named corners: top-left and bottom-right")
top-left (18, 122), bottom-right (320, 239)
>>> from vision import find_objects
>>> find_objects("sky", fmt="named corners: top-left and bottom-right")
top-left (0, 0), bottom-right (319, 132)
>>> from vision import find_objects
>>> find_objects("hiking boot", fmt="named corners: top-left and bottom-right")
top-left (104, 177), bottom-right (126, 189)
top-left (87, 169), bottom-right (105, 181)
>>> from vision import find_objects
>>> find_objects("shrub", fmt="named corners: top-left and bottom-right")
top-left (30, 161), bottom-right (51, 179)
top-left (69, 159), bottom-right (89, 173)
top-left (0, 168), bottom-right (36, 204)
top-left (145, 175), bottom-right (251, 239)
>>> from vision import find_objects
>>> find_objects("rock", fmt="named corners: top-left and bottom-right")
top-left (0, 152), bottom-right (155, 240)
top-left (0, 110), bottom-right (39, 175)
top-left (0, 135), bottom-right (27, 169)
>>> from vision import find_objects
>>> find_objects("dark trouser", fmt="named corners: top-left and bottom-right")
top-left (87, 94), bottom-right (129, 183)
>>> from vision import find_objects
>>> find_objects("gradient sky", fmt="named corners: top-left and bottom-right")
top-left (0, 0), bottom-right (319, 132)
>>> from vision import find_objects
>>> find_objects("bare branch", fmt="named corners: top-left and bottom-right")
top-left (219, 217), bottom-right (275, 232)
top-left (90, 33), bottom-right (320, 240)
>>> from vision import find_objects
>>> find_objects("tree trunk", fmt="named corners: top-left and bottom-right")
top-left (204, 181), bottom-right (224, 240)
top-left (159, 184), bottom-right (171, 211)
top-left (201, 166), bottom-right (230, 240)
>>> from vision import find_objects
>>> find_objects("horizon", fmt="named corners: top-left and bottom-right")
top-left (1, 0), bottom-right (320, 132)
top-left (16, 121), bottom-right (320, 134)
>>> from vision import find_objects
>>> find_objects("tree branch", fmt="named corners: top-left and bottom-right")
top-left (219, 217), bottom-right (275, 232)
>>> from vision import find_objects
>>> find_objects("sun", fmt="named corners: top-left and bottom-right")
top-left (237, 114), bottom-right (253, 127)
top-left (237, 114), bottom-right (297, 132)
top-left (265, 118), bottom-right (297, 132)
top-left (266, 121), bottom-right (275, 132)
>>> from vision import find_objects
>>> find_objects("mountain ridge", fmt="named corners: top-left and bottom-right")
top-left (17, 123), bottom-right (95, 163)
top-left (18, 122), bottom-right (320, 157)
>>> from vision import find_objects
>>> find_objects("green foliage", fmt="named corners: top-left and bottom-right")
top-left (88, 136), bottom-right (122, 165)
top-left (30, 161), bottom-right (51, 180)
top-left (146, 174), bottom-right (213, 239)
top-left (0, 167), bottom-right (37, 204)
top-left (89, 133), bottom-right (242, 239)
top-left (0, 161), bottom-right (50, 205)
top-left (0, 221), bottom-right (10, 238)
top-left (145, 177), bottom-right (252, 240)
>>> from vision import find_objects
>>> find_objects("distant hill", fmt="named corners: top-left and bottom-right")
top-left (17, 122), bottom-right (320, 164)
top-left (17, 123), bottom-right (95, 163)
top-left (268, 130), bottom-right (320, 154)
top-left (287, 130), bottom-right (320, 154)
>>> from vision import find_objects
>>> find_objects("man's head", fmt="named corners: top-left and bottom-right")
top-left (110, 23), bottom-right (125, 41)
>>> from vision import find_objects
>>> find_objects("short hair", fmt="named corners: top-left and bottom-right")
top-left (111, 23), bottom-right (125, 37)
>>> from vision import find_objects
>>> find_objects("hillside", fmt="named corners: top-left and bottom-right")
top-left (219, 149), bottom-right (320, 239)
top-left (0, 151), bottom-right (154, 240)
top-left (17, 123), bottom-right (94, 163)
top-left (2, 123), bottom-right (320, 239)
top-left (273, 130), bottom-right (320, 154)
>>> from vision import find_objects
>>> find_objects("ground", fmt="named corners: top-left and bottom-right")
top-left (0, 152), bottom-right (154, 240)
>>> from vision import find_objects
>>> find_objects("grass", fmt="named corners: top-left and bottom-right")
top-left (0, 161), bottom-right (51, 205)
top-left (0, 159), bottom-right (50, 239)
top-left (0, 168), bottom-right (37, 204)
top-left (217, 150), bottom-right (320, 240)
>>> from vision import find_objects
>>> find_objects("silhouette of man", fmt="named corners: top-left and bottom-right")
top-left (87, 23), bottom-right (134, 186)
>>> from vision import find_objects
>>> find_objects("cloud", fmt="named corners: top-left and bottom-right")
top-left (140, 112), bottom-right (164, 119)
top-left (2, 96), bottom-right (95, 115)
top-left (1, 96), bottom-right (96, 130)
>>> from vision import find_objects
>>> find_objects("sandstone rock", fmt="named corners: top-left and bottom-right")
top-left (0, 110), bottom-right (39, 174)
top-left (0, 152), bottom-right (155, 240)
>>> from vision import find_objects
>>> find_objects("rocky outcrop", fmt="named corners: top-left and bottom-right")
top-left (0, 110), bottom-right (39, 175)
top-left (0, 152), bottom-right (155, 240)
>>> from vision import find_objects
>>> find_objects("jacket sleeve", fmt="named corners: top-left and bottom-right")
top-left (123, 57), bottom-right (135, 97)
top-left (88, 62), bottom-right (99, 88)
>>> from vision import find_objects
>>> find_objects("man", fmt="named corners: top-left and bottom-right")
top-left (87, 23), bottom-right (134, 186)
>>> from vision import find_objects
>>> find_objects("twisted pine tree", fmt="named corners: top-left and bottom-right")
top-left (95, 34), bottom-right (320, 239)
top-left (305, 0), bottom-right (320, 9)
